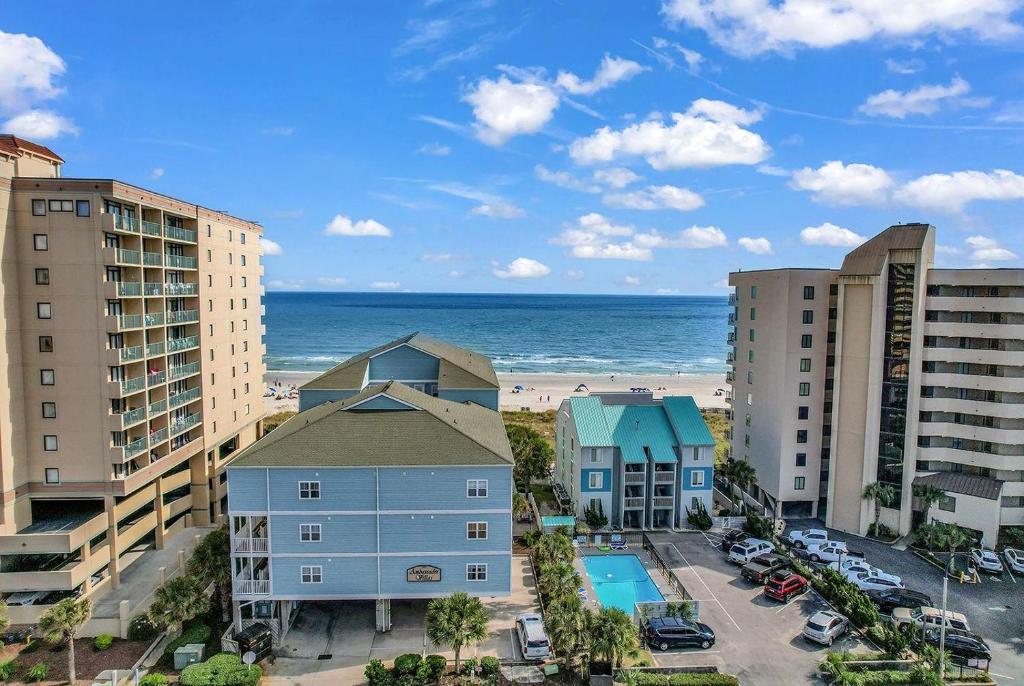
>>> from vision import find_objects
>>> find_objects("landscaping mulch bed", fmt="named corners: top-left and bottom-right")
top-left (0, 637), bottom-right (152, 685)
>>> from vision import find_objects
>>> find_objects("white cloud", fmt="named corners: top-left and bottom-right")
top-left (324, 214), bottom-right (393, 237)
top-left (569, 99), bottom-right (768, 170)
top-left (414, 114), bottom-right (469, 134)
top-left (470, 203), bottom-right (526, 219)
top-left (623, 275), bottom-right (642, 286)
top-left (885, 58), bottom-right (924, 75)
top-left (566, 270), bottom-right (585, 281)
top-left (447, 270), bottom-right (464, 278)
top-left (464, 75), bottom-right (559, 146)
top-left (421, 253), bottom-right (457, 262)
top-left (593, 167), bottom-right (642, 189)
top-left (316, 276), bottom-right (348, 288)
top-left (534, 164), bottom-right (600, 193)
top-left (552, 214), bottom-right (651, 261)
top-left (791, 161), bottom-right (894, 205)
top-left (800, 222), bottom-right (867, 247)
top-left (267, 279), bottom-right (305, 291)
top-left (655, 287), bottom-right (681, 295)
top-left (965, 235), bottom-right (1017, 261)
top-left (993, 101), bottom-right (1024, 123)
top-left (555, 54), bottom-right (647, 96)
top-left (859, 77), bottom-right (987, 119)
top-left (894, 169), bottom-right (1024, 212)
top-left (572, 243), bottom-right (653, 260)
top-left (738, 236), bottom-right (774, 255)
top-left (756, 164), bottom-right (790, 177)
top-left (418, 142), bottom-right (451, 156)
top-left (935, 245), bottom-right (962, 255)
top-left (493, 257), bottom-right (551, 279)
top-left (428, 181), bottom-right (525, 219)
top-left (660, 0), bottom-right (1022, 57)
top-left (150, 168), bottom-right (165, 179)
top-left (603, 184), bottom-right (704, 211)
top-left (635, 225), bottom-right (728, 249)
top-left (260, 237), bottom-right (283, 256)
top-left (2, 110), bottom-right (78, 139)
top-left (261, 126), bottom-right (294, 136)
top-left (0, 31), bottom-right (65, 112)
top-left (273, 209), bottom-right (304, 219)
top-left (651, 37), bottom-right (704, 73)
top-left (371, 281), bottom-right (401, 290)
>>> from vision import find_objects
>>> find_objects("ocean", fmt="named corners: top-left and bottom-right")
top-left (264, 292), bottom-right (730, 376)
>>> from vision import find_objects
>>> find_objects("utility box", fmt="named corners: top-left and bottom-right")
top-left (174, 643), bottom-right (206, 670)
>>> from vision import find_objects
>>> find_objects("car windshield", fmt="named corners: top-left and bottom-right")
top-left (527, 639), bottom-right (549, 648)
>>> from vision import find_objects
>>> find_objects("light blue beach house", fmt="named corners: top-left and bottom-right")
top-left (555, 393), bottom-right (715, 530)
top-left (227, 335), bottom-right (511, 639)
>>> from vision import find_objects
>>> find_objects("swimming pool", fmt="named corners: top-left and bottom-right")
top-left (582, 554), bottom-right (664, 614)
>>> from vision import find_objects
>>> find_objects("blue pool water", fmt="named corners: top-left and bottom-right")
top-left (582, 554), bottom-right (664, 614)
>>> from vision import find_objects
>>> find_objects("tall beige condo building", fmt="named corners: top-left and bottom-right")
top-left (0, 135), bottom-right (266, 620)
top-left (727, 224), bottom-right (1023, 545)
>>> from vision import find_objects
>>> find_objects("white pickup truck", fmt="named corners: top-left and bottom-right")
top-left (787, 528), bottom-right (829, 549)
top-left (805, 541), bottom-right (864, 564)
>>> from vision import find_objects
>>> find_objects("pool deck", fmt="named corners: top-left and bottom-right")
top-left (574, 546), bottom-right (682, 614)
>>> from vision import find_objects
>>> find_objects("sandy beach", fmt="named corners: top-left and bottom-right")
top-left (263, 370), bottom-right (729, 415)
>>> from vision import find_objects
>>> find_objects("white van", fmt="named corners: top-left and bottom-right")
top-left (728, 538), bottom-right (774, 564)
top-left (516, 612), bottom-right (551, 660)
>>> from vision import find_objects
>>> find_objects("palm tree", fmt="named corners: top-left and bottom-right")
top-left (862, 482), bottom-right (897, 537)
top-left (425, 592), bottom-right (489, 674)
top-left (538, 560), bottom-right (581, 602)
top-left (188, 527), bottom-right (232, 620)
top-left (149, 575), bottom-right (209, 633)
top-left (942, 523), bottom-right (971, 555)
top-left (589, 607), bottom-right (638, 671)
top-left (912, 484), bottom-right (946, 528)
top-left (545, 594), bottom-right (592, 674)
top-left (38, 598), bottom-right (91, 684)
top-left (721, 458), bottom-right (757, 512)
top-left (513, 492), bottom-right (530, 521)
top-left (0, 599), bottom-right (9, 635)
top-left (533, 532), bottom-right (574, 568)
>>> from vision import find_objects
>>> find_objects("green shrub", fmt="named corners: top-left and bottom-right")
top-left (422, 654), bottom-right (447, 680)
top-left (393, 653), bottom-right (422, 677)
top-left (364, 659), bottom-right (393, 686)
top-left (745, 512), bottom-right (774, 540)
top-left (21, 638), bottom-right (39, 655)
top-left (94, 633), bottom-right (114, 651)
top-left (479, 655), bottom-right (500, 676)
top-left (128, 614), bottom-right (162, 641)
top-left (26, 664), bottom-right (48, 683)
top-left (865, 623), bottom-right (911, 658)
top-left (162, 620), bottom-right (212, 660)
top-left (625, 672), bottom-right (740, 686)
top-left (686, 500), bottom-right (713, 531)
top-left (0, 660), bottom-right (17, 681)
top-left (521, 529), bottom-right (541, 547)
top-left (139, 674), bottom-right (168, 686)
top-left (179, 653), bottom-right (261, 686)
top-left (461, 657), bottom-right (478, 675)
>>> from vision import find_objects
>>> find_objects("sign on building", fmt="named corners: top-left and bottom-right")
top-left (406, 565), bottom-right (442, 582)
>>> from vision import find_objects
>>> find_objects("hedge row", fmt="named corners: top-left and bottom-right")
top-left (179, 653), bottom-right (261, 686)
top-left (162, 621), bottom-right (212, 660)
top-left (623, 672), bottom-right (741, 686)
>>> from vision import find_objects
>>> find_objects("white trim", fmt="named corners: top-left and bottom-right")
top-left (367, 341), bottom-right (440, 361)
top-left (299, 523), bottom-right (322, 542)
top-left (467, 479), bottom-right (489, 498)
top-left (241, 508), bottom-right (512, 516)
top-left (345, 392), bottom-right (422, 411)
top-left (298, 480), bottom-right (320, 499)
top-left (466, 562), bottom-right (488, 581)
top-left (588, 472), bottom-right (603, 489)
top-left (300, 565), bottom-right (323, 584)
top-left (233, 464), bottom-right (513, 470)
top-left (466, 521), bottom-right (488, 540)
top-left (240, 591), bottom-right (512, 601)
top-left (690, 471), bottom-right (705, 488)
top-left (268, 550), bottom-right (512, 558)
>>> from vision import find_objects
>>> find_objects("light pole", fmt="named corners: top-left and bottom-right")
top-left (938, 553), bottom-right (957, 680)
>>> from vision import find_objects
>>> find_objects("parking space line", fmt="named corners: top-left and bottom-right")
top-left (774, 591), bottom-right (806, 614)
top-left (669, 543), bottom-right (742, 632)
top-left (508, 629), bottom-right (517, 661)
top-left (990, 672), bottom-right (1016, 681)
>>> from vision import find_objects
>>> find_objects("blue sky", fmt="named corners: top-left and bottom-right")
top-left (4, 1), bottom-right (1024, 294)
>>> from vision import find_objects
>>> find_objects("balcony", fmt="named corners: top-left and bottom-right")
top-left (725, 370), bottom-right (735, 383)
top-left (236, 579), bottom-right (270, 595)
top-left (115, 345), bottom-right (144, 363)
top-left (726, 351), bottom-right (735, 364)
top-left (728, 312), bottom-right (736, 325)
top-left (120, 376), bottom-right (146, 395)
top-left (117, 406), bottom-right (147, 429)
top-left (143, 252), bottom-right (163, 267)
top-left (727, 331), bottom-right (737, 344)
top-left (728, 293), bottom-right (736, 306)
top-left (149, 398), bottom-right (167, 415)
top-left (654, 472), bottom-right (675, 483)
top-left (144, 312), bottom-right (165, 327)
top-left (0, 545), bottom-right (112, 593)
top-left (141, 220), bottom-right (163, 237)
top-left (167, 335), bottom-right (198, 352)
top-left (116, 248), bottom-right (141, 266)
top-left (144, 282), bottom-right (164, 296)
top-left (652, 496), bottom-right (675, 508)
top-left (146, 370), bottom-right (166, 387)
top-left (166, 309), bottom-right (199, 324)
top-left (168, 387), bottom-right (201, 409)
top-left (921, 372), bottom-right (1021, 394)
top-left (113, 314), bottom-right (143, 331)
top-left (165, 255), bottom-right (198, 269)
top-left (116, 281), bottom-right (142, 297)
top-left (623, 472), bottom-right (645, 484)
top-left (624, 497), bottom-right (645, 509)
top-left (234, 537), bottom-right (269, 553)
top-left (146, 341), bottom-right (165, 357)
top-left (150, 427), bottom-right (169, 445)
top-left (170, 413), bottom-right (201, 436)
top-left (165, 282), bottom-right (198, 296)
top-left (168, 362), bottom-right (200, 381)
top-left (165, 225), bottom-right (197, 243)
top-left (0, 511), bottom-right (107, 555)
top-left (112, 215), bottom-right (140, 234)
top-left (120, 436), bottom-right (148, 459)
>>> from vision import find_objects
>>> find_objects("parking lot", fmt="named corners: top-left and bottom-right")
top-left (786, 519), bottom-right (1023, 683)
top-left (646, 530), bottom-right (867, 686)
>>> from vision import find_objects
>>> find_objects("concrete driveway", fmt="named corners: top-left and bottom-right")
top-left (645, 531), bottom-right (867, 686)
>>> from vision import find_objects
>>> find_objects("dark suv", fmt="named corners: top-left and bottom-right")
top-left (919, 627), bottom-right (991, 667)
top-left (865, 588), bottom-right (932, 614)
top-left (719, 529), bottom-right (750, 552)
top-left (644, 617), bottom-right (716, 651)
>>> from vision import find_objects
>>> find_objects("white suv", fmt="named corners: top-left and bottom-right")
top-left (516, 613), bottom-right (551, 660)
top-left (728, 539), bottom-right (775, 564)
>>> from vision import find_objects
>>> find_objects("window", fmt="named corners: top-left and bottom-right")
top-left (228, 229), bottom-right (233, 242)
top-left (241, 255), bottom-right (246, 267)
top-left (749, 329), bottom-right (755, 342)
top-left (38, 335), bottom-right (53, 353)
top-left (33, 234), bottom-right (48, 251)
top-left (1001, 496), bottom-right (1024, 508)
top-left (240, 232), bottom-right (246, 244)
top-left (35, 268), bottom-right (49, 285)
top-left (32, 199), bottom-right (46, 216)
top-left (300, 565), bottom-right (322, 583)
top-left (692, 446), bottom-right (699, 461)
top-left (242, 298), bottom-right (247, 309)
top-left (588, 472), bottom-right (603, 489)
top-left (76, 200), bottom-right (91, 217)
top-left (37, 302), bottom-right (51, 319)
top-left (801, 334), bottom-right (813, 348)
top-left (938, 496), bottom-right (956, 512)
top-left (467, 479), bottom-right (488, 498)
top-left (798, 382), bottom-right (810, 396)
top-left (747, 349), bottom-right (754, 363)
top-left (746, 392), bottom-right (753, 405)
top-left (41, 402), bottom-right (56, 418)
top-left (746, 370), bottom-right (753, 384)
top-left (467, 563), bottom-right (488, 581)
top-left (206, 249), bottom-right (212, 262)
top-left (794, 476), bottom-right (806, 490)
top-left (744, 434), bottom-right (750, 447)
top-left (206, 224), bottom-right (212, 237)
top-left (803, 285), bottom-right (815, 300)
top-left (800, 358), bottom-right (811, 372)
top-left (40, 369), bottom-right (55, 385)
top-left (44, 468), bottom-right (59, 484)
top-left (749, 307), bottom-right (756, 321)
top-left (796, 453), bottom-right (807, 467)
top-left (467, 522), bottom-right (488, 539)
top-left (589, 449), bottom-right (599, 463)
top-left (797, 430), bottom-right (808, 444)
top-left (745, 413), bottom-right (751, 427)
top-left (797, 406), bottom-right (809, 420)
top-left (43, 435), bottom-right (58, 451)
top-left (690, 470), bottom-right (705, 488)
top-left (299, 523), bottom-right (321, 542)
top-left (48, 199), bottom-right (73, 212)
top-left (802, 310), bottom-right (813, 324)
top-left (750, 285), bottom-right (757, 299)
top-left (298, 481), bottom-right (320, 499)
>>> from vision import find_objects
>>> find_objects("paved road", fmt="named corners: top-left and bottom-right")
top-left (646, 531), bottom-right (866, 686)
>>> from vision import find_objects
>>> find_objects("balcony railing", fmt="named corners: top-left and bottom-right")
top-left (168, 387), bottom-right (200, 408)
top-left (143, 252), bottom-right (163, 266)
top-left (113, 215), bottom-right (139, 233)
top-left (167, 335), bottom-right (198, 352)
top-left (116, 281), bottom-right (142, 297)
top-left (149, 398), bottom-right (167, 415)
top-left (165, 225), bottom-right (198, 243)
top-left (144, 312), bottom-right (165, 327)
top-left (726, 351), bottom-right (735, 364)
top-left (141, 220), bottom-right (163, 237)
top-left (116, 249), bottom-right (141, 265)
top-left (654, 472), bottom-right (675, 483)
top-left (652, 496), bottom-right (674, 508)
top-left (166, 309), bottom-right (199, 324)
top-left (236, 579), bottom-right (270, 595)
top-left (624, 497), bottom-right (645, 509)
top-left (121, 436), bottom-right (147, 459)
top-left (165, 255), bottom-right (198, 269)
top-left (165, 282), bottom-right (198, 296)
top-left (727, 332), bottom-right (737, 344)
top-left (725, 371), bottom-right (735, 383)
top-left (728, 293), bottom-right (737, 306)
top-left (121, 376), bottom-right (146, 394)
top-left (117, 314), bottom-right (143, 329)
top-left (117, 345), bottom-right (144, 363)
top-left (234, 537), bottom-right (269, 553)
top-left (150, 427), bottom-right (168, 445)
top-left (146, 341), bottom-right (165, 357)
top-left (169, 362), bottom-right (200, 381)
top-left (728, 312), bottom-right (736, 325)
top-left (624, 472), bottom-right (645, 484)
top-left (147, 370), bottom-right (166, 386)
top-left (119, 406), bottom-right (146, 427)
top-left (144, 282), bottom-right (164, 296)
top-left (170, 413), bottom-right (201, 435)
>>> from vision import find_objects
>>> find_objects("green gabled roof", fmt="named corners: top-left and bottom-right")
top-left (568, 396), bottom-right (614, 445)
top-left (300, 332), bottom-right (499, 391)
top-left (662, 396), bottom-right (716, 447)
top-left (233, 381), bottom-right (512, 468)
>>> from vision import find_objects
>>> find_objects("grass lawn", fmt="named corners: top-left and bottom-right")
top-left (263, 410), bottom-right (296, 433)
top-left (502, 409), bottom-right (556, 447)
top-left (530, 482), bottom-right (559, 515)
top-left (702, 411), bottom-right (729, 465)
